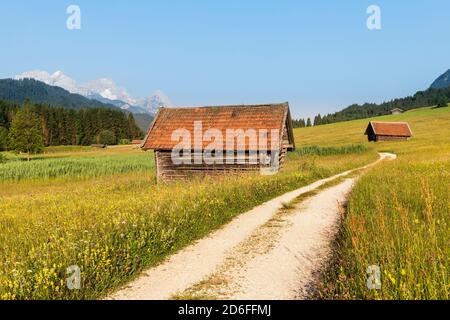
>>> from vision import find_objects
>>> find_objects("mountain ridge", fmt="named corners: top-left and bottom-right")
top-left (14, 70), bottom-right (170, 115)
top-left (430, 69), bottom-right (450, 89)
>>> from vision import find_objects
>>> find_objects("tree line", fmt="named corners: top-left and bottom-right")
top-left (292, 118), bottom-right (312, 128)
top-left (292, 86), bottom-right (450, 127)
top-left (0, 99), bottom-right (143, 159)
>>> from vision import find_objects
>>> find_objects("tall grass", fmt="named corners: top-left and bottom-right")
top-left (43, 146), bottom-right (94, 154)
top-left (319, 160), bottom-right (449, 299)
top-left (0, 153), bottom-right (153, 182)
top-left (292, 144), bottom-right (369, 157)
top-left (313, 106), bottom-right (450, 300)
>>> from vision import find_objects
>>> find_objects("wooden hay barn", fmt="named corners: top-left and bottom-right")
top-left (141, 103), bottom-right (295, 182)
top-left (131, 140), bottom-right (144, 148)
top-left (390, 108), bottom-right (404, 115)
top-left (365, 121), bottom-right (412, 142)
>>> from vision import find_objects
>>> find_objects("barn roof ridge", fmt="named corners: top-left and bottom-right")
top-left (158, 102), bottom-right (289, 110)
top-left (369, 120), bottom-right (409, 123)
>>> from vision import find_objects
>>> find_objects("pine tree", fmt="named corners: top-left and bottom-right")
top-left (8, 103), bottom-right (44, 161)
top-left (127, 113), bottom-right (142, 138)
top-left (0, 126), bottom-right (8, 151)
top-left (306, 118), bottom-right (312, 127)
top-left (436, 96), bottom-right (448, 108)
top-left (314, 114), bottom-right (322, 126)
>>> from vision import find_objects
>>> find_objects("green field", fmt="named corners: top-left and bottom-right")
top-left (0, 106), bottom-right (448, 300)
top-left (299, 106), bottom-right (449, 300)
top-left (0, 140), bottom-right (377, 299)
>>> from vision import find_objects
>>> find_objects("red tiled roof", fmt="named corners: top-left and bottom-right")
top-left (367, 121), bottom-right (412, 137)
top-left (142, 103), bottom-right (293, 151)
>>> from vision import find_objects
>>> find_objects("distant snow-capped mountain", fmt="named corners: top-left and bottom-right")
top-left (138, 90), bottom-right (171, 113)
top-left (14, 70), bottom-right (169, 115)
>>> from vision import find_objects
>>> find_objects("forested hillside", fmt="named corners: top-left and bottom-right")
top-left (311, 85), bottom-right (450, 126)
top-left (291, 79), bottom-right (450, 128)
top-left (0, 100), bottom-right (143, 146)
top-left (0, 78), bottom-right (118, 110)
top-left (133, 113), bottom-right (154, 133)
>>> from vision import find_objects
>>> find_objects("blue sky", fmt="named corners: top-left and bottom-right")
top-left (0, 0), bottom-right (449, 119)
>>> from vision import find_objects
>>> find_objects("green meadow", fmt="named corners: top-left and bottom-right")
top-left (0, 138), bottom-right (376, 299)
top-left (0, 106), bottom-right (448, 300)
top-left (299, 106), bottom-right (449, 300)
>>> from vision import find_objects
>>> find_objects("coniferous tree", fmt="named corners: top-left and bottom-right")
top-left (0, 99), bottom-right (145, 146)
top-left (8, 103), bottom-right (44, 161)
top-left (0, 126), bottom-right (8, 151)
top-left (314, 114), bottom-right (322, 126)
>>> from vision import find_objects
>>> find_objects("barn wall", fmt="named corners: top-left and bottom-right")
top-left (280, 126), bottom-right (289, 164)
top-left (154, 122), bottom-right (291, 182)
top-left (155, 150), bottom-right (283, 181)
top-left (367, 132), bottom-right (376, 142)
top-left (376, 135), bottom-right (409, 141)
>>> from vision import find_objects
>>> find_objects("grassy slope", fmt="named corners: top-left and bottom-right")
top-left (295, 106), bottom-right (449, 299)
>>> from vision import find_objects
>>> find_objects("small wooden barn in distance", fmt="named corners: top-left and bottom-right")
top-left (131, 139), bottom-right (144, 148)
top-left (141, 103), bottom-right (295, 182)
top-left (365, 121), bottom-right (412, 142)
top-left (390, 108), bottom-right (404, 115)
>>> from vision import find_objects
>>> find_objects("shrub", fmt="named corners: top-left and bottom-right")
top-left (119, 139), bottom-right (131, 145)
top-left (98, 130), bottom-right (116, 145)
top-left (436, 96), bottom-right (448, 108)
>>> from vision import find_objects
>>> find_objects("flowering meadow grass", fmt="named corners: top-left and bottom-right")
top-left (298, 106), bottom-right (449, 299)
top-left (327, 159), bottom-right (449, 299)
top-left (0, 144), bottom-right (377, 299)
top-left (0, 106), bottom-right (447, 300)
